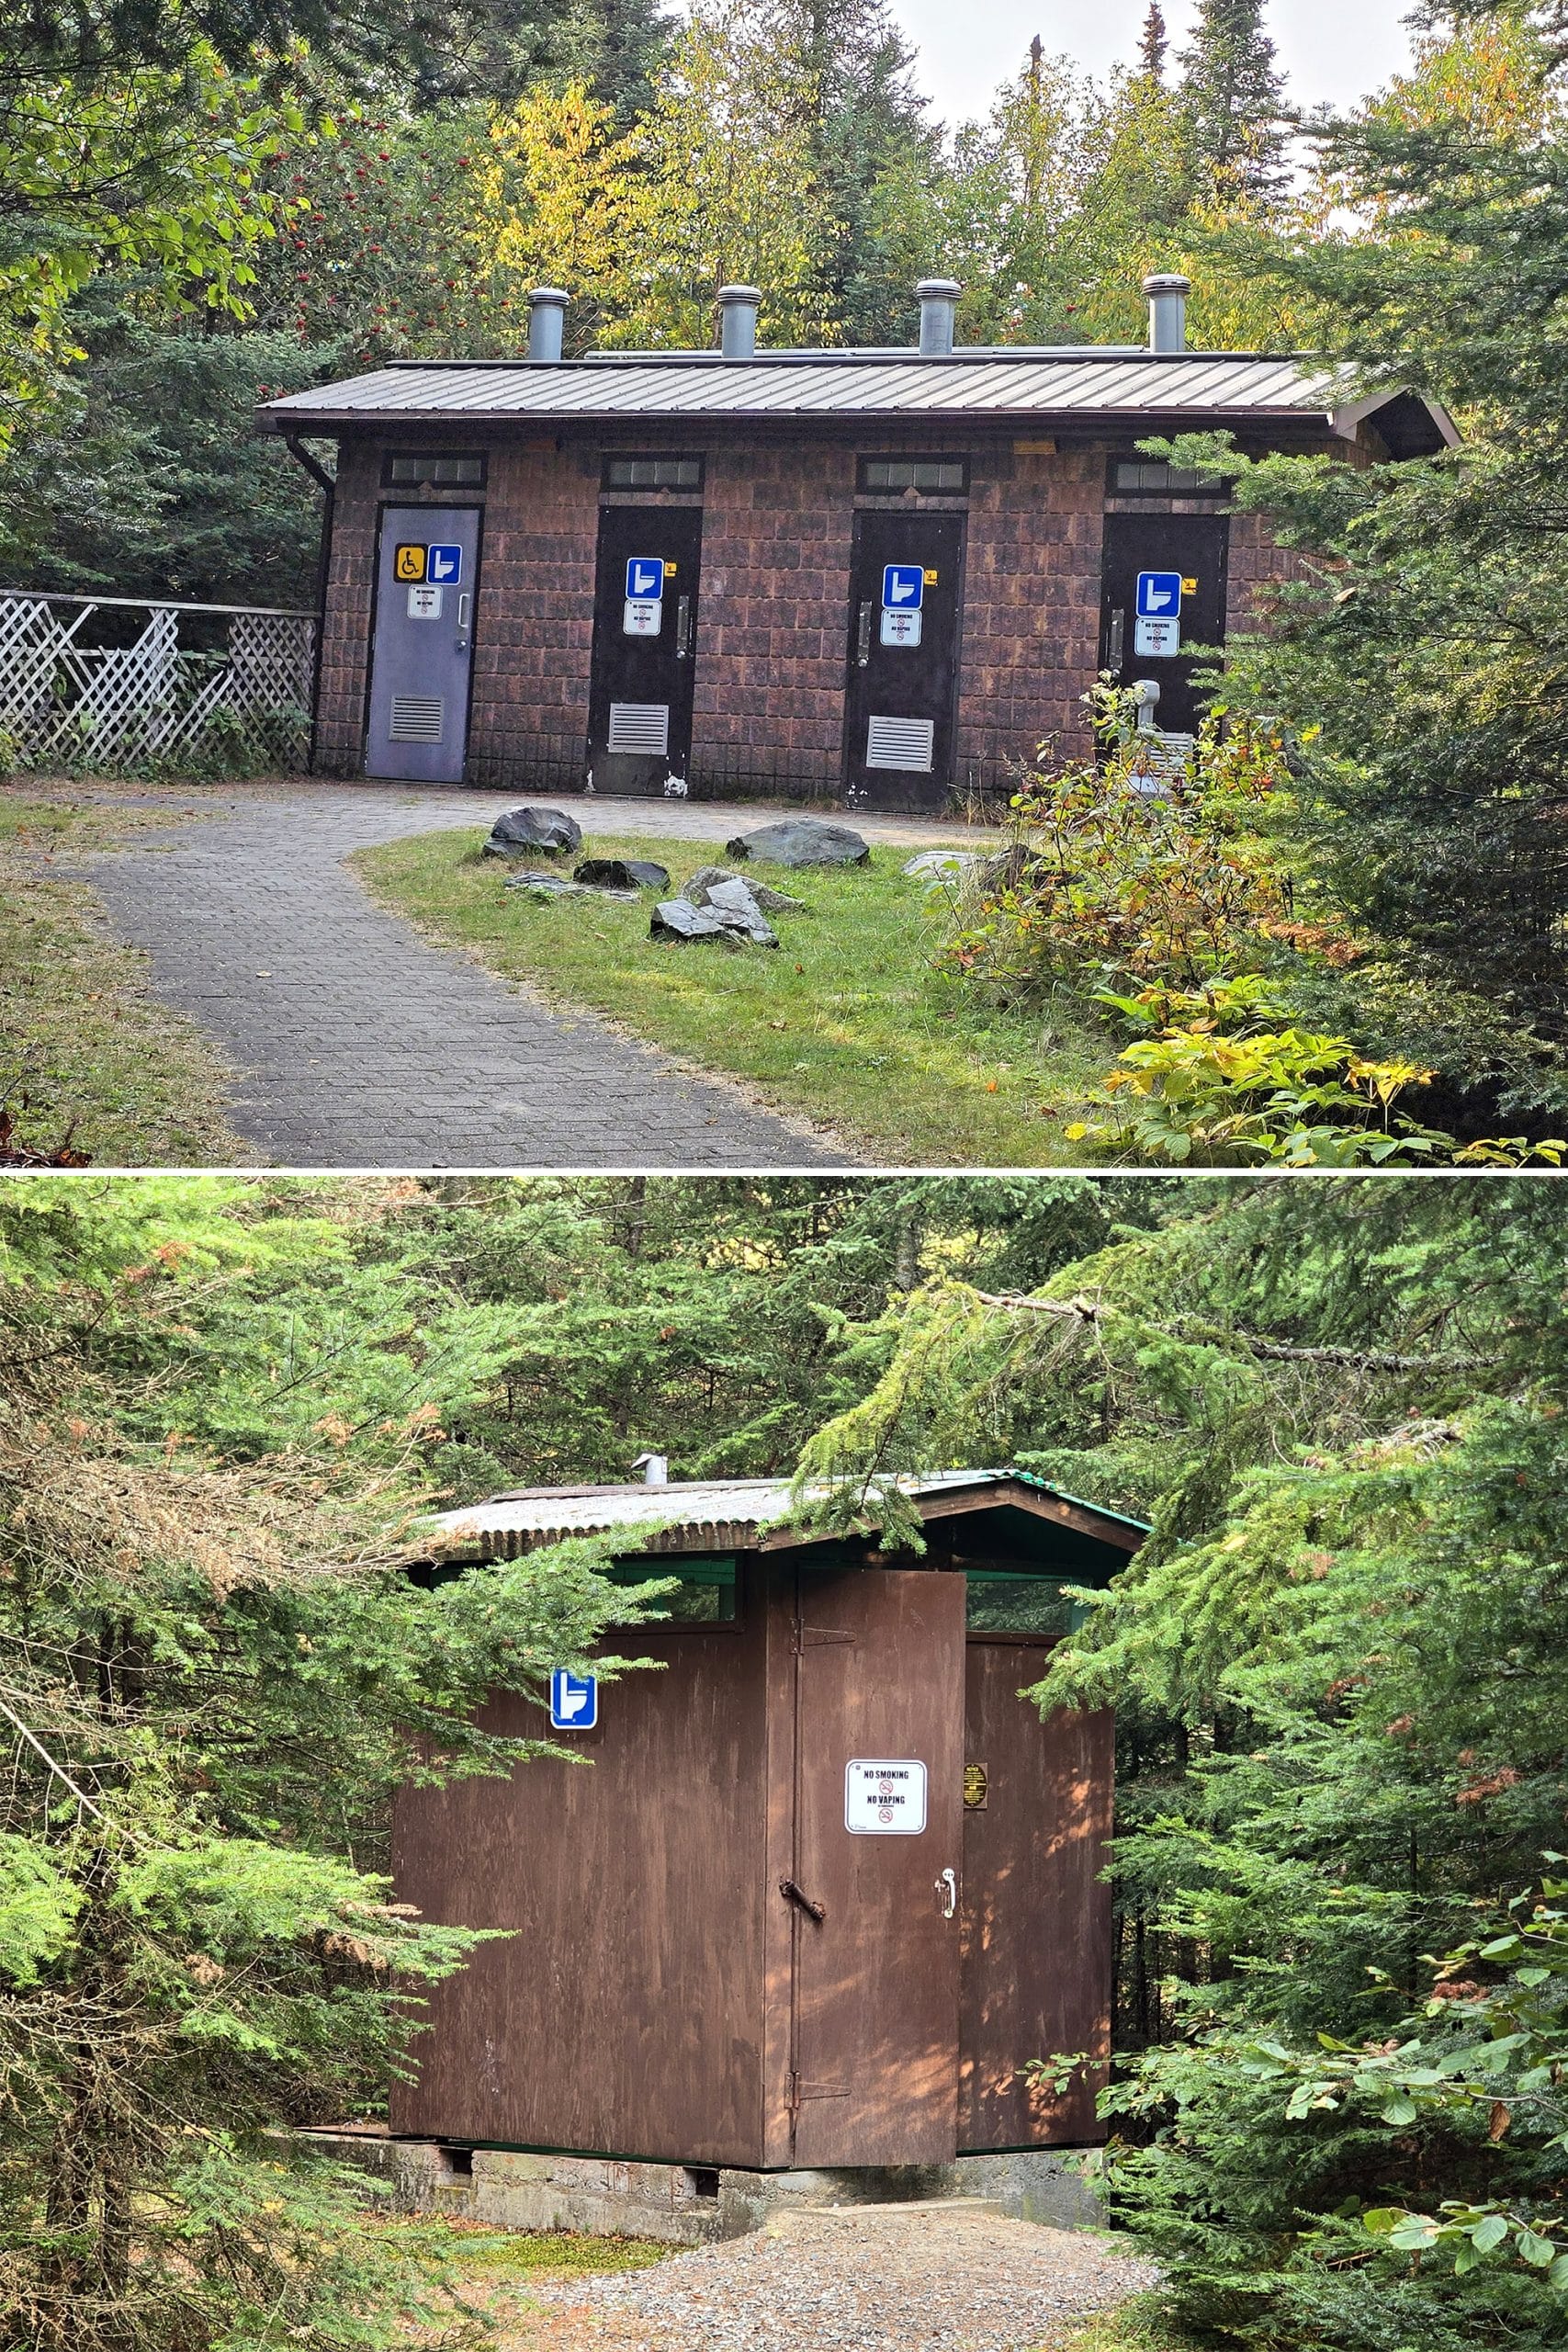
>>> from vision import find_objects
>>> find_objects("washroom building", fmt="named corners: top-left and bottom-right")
top-left (259, 276), bottom-right (1454, 811)
top-left (392, 1467), bottom-right (1148, 2175)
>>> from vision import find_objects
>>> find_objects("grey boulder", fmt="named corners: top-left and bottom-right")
top-left (651, 891), bottom-right (779, 949)
top-left (903, 849), bottom-right (979, 886)
top-left (575, 857), bottom-right (671, 891)
top-left (724, 820), bottom-right (870, 868)
top-left (680, 863), bottom-right (807, 914)
top-left (482, 805), bottom-right (584, 858)
top-left (504, 869), bottom-right (637, 901)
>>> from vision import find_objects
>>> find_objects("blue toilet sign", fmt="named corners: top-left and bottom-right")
top-left (626, 556), bottom-right (665, 602)
top-left (549, 1668), bottom-right (598, 1730)
top-left (882, 563), bottom-right (924, 611)
top-left (427, 542), bottom-right (463, 584)
top-left (1134, 571), bottom-right (1182, 618)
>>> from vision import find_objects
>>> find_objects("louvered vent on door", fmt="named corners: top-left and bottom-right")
top-left (865, 715), bottom-right (935, 772)
top-left (607, 701), bottom-right (671, 756)
top-left (389, 695), bottom-right (445, 742)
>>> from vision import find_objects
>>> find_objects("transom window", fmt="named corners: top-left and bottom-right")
top-left (858, 454), bottom-right (970, 494)
top-left (1112, 459), bottom-right (1223, 494)
top-left (608, 1555), bottom-right (736, 1623)
top-left (383, 451), bottom-right (486, 488)
top-left (964, 1572), bottom-right (1086, 1638)
top-left (603, 454), bottom-right (705, 491)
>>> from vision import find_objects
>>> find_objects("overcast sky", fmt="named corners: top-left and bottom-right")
top-left (887, 0), bottom-right (1420, 125)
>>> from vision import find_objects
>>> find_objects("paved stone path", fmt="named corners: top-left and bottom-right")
top-left (517, 2205), bottom-right (1160, 2351)
top-left (74, 783), bottom-right (981, 1170)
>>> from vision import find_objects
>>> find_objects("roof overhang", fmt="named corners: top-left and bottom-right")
top-left (1330, 385), bottom-right (1459, 456)
top-left (420, 1470), bottom-right (1148, 1568)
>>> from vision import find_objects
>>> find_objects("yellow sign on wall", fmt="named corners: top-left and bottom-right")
top-left (394, 544), bottom-right (427, 582)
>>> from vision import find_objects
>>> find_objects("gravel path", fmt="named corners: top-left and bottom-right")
top-left (524, 2206), bottom-right (1159, 2352)
top-left (51, 781), bottom-right (980, 1170)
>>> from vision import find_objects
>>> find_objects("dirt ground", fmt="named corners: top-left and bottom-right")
top-left (503, 2204), bottom-right (1161, 2352)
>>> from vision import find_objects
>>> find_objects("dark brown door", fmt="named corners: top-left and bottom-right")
top-left (959, 1639), bottom-right (1113, 2150)
top-left (587, 504), bottom-right (704, 795)
top-left (842, 512), bottom-right (964, 814)
top-left (1100, 511), bottom-right (1228, 736)
top-left (786, 1568), bottom-right (965, 2165)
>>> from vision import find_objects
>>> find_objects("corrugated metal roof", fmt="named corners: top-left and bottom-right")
top-left (260, 349), bottom-right (1355, 430)
top-left (423, 1468), bottom-right (1149, 1559)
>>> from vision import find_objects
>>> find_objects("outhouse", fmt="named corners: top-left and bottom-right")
top-left (392, 1467), bottom-right (1147, 2172)
top-left (259, 271), bottom-right (1454, 811)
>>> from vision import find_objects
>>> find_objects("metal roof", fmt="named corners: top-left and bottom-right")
top-left (259, 348), bottom-right (1373, 433)
top-left (423, 1468), bottom-right (1149, 1561)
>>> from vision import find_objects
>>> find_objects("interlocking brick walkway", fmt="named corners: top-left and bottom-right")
top-left (77, 783), bottom-right (974, 1170)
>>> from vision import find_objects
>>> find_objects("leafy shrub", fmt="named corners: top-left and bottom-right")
top-left (1066, 978), bottom-right (1566, 1166)
top-left (945, 692), bottom-right (1301, 1005)
top-left (1081, 1880), bottom-right (1568, 2352)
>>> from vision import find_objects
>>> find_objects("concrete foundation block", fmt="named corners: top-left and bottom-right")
top-left (297, 2131), bottom-right (1101, 2244)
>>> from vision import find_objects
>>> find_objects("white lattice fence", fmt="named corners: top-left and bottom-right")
top-left (0, 591), bottom-right (317, 772)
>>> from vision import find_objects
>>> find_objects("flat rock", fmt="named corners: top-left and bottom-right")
top-left (481, 805), bottom-right (583, 858)
top-left (903, 849), bottom-right (980, 885)
top-left (574, 856), bottom-right (671, 891)
top-left (652, 897), bottom-right (779, 950)
top-left (681, 864), bottom-right (807, 914)
top-left (504, 870), bottom-right (637, 902)
top-left (724, 820), bottom-right (870, 868)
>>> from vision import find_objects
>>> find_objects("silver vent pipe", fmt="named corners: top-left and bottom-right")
top-left (633, 1452), bottom-right (669, 1487)
top-left (527, 286), bottom-right (569, 364)
top-left (1142, 271), bottom-right (1190, 354)
top-left (915, 277), bottom-right (962, 356)
top-left (717, 284), bottom-right (761, 358)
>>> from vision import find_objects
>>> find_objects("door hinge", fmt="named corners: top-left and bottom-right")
top-left (785, 2070), bottom-right (800, 2112)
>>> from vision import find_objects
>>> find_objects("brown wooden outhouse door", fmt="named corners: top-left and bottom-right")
top-left (783, 1568), bottom-right (966, 2165)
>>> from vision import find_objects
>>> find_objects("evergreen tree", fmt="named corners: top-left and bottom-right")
top-left (797, 0), bottom-right (940, 344)
top-left (1177, 0), bottom-right (1291, 198)
top-left (1137, 2), bottom-right (1168, 86)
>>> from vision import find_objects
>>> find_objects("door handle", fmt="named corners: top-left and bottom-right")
top-left (856, 601), bottom-right (873, 667)
top-left (1108, 608), bottom-right (1124, 670)
top-left (935, 1868), bottom-right (957, 1919)
top-left (675, 594), bottom-right (692, 659)
top-left (456, 591), bottom-right (470, 650)
top-left (779, 1876), bottom-right (826, 1924)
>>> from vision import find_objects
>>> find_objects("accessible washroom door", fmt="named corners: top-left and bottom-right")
top-left (843, 510), bottom-right (964, 812)
top-left (364, 504), bottom-right (481, 783)
top-left (784, 1567), bottom-right (966, 2165)
top-left (587, 505), bottom-right (704, 794)
top-left (1099, 510), bottom-right (1228, 736)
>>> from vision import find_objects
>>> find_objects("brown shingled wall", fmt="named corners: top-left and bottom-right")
top-left (312, 428), bottom-right (1336, 797)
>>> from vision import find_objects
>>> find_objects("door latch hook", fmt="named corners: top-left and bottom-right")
top-left (779, 1876), bottom-right (826, 1924)
top-left (936, 1867), bottom-right (957, 1919)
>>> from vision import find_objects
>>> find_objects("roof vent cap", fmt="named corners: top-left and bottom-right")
top-left (528, 287), bottom-right (570, 365)
top-left (1142, 271), bottom-right (1190, 354)
top-left (633, 1452), bottom-right (670, 1487)
top-left (717, 285), bottom-right (761, 359)
top-left (915, 277), bottom-right (962, 356)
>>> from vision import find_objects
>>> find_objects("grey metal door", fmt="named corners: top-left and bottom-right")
top-left (365, 504), bottom-right (481, 782)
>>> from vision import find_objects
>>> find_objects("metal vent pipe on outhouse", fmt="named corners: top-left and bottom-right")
top-left (527, 287), bottom-right (570, 364)
top-left (1142, 271), bottom-right (1190, 354)
top-left (717, 285), bottom-right (761, 358)
top-left (633, 1452), bottom-right (670, 1487)
top-left (915, 277), bottom-right (962, 355)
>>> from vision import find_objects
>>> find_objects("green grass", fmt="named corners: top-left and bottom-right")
top-left (1047, 2291), bottom-right (1198, 2352)
top-left (354, 827), bottom-right (1108, 1167)
top-left (0, 791), bottom-right (250, 1166)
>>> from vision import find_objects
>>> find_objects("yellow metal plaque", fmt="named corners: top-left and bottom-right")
top-left (923, 568), bottom-right (939, 584)
top-left (394, 544), bottom-right (427, 582)
top-left (1182, 576), bottom-right (1199, 594)
top-left (963, 1760), bottom-right (988, 1810)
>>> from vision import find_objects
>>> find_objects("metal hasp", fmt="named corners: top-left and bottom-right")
top-left (390, 1468), bottom-right (1148, 2172)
